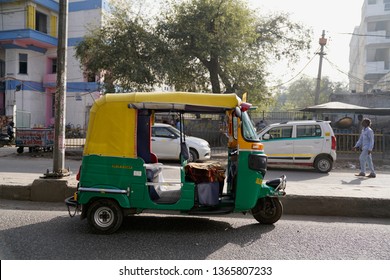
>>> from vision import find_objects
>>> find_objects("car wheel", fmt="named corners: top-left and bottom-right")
top-left (189, 148), bottom-right (198, 162)
top-left (87, 199), bottom-right (123, 234)
top-left (252, 197), bottom-right (283, 224)
top-left (314, 155), bottom-right (333, 173)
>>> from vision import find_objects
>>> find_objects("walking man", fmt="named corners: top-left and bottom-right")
top-left (352, 118), bottom-right (376, 178)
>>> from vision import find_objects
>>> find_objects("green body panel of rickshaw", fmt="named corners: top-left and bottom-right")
top-left (233, 150), bottom-right (275, 212)
top-left (77, 155), bottom-right (196, 211)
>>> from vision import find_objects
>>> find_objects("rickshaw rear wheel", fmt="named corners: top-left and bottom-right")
top-left (252, 197), bottom-right (283, 224)
top-left (87, 199), bottom-right (123, 234)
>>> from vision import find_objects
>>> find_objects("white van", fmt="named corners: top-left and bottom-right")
top-left (257, 120), bottom-right (337, 173)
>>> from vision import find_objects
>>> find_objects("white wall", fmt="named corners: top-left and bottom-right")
top-left (0, 3), bottom-right (26, 30)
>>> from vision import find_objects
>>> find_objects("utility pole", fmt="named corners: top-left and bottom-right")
top-left (314, 30), bottom-right (327, 106)
top-left (52, 0), bottom-right (69, 177)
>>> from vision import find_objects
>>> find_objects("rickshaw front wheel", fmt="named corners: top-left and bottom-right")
top-left (87, 199), bottom-right (123, 234)
top-left (252, 197), bottom-right (283, 225)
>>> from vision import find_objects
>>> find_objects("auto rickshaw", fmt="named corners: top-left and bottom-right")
top-left (65, 92), bottom-right (287, 234)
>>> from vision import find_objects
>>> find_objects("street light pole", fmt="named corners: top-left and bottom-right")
top-left (52, 0), bottom-right (68, 177)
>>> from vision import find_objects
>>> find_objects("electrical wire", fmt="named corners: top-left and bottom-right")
top-left (340, 32), bottom-right (390, 38)
top-left (323, 56), bottom-right (372, 86)
top-left (268, 47), bottom-right (320, 89)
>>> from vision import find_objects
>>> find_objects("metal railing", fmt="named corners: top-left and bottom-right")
top-left (64, 129), bottom-right (390, 159)
top-left (336, 133), bottom-right (389, 158)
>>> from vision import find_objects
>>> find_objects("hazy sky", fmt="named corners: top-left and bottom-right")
top-left (146, 0), bottom-right (364, 86)
top-left (248, 0), bottom-right (364, 86)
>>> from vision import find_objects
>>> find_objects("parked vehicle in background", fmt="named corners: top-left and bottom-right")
top-left (258, 120), bottom-right (337, 173)
top-left (152, 123), bottom-right (211, 162)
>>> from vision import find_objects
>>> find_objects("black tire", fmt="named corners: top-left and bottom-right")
top-left (252, 198), bottom-right (283, 224)
top-left (87, 199), bottom-right (123, 234)
top-left (314, 155), bottom-right (333, 173)
top-left (189, 148), bottom-right (198, 162)
top-left (17, 147), bottom-right (24, 154)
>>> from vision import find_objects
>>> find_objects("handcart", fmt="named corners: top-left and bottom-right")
top-left (15, 128), bottom-right (54, 153)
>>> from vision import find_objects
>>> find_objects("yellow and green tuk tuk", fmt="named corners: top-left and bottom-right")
top-left (66, 92), bottom-right (286, 234)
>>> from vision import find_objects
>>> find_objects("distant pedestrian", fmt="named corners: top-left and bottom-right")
top-left (175, 118), bottom-right (181, 130)
top-left (352, 118), bottom-right (376, 178)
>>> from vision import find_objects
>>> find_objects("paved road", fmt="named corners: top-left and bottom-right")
top-left (0, 199), bottom-right (389, 260)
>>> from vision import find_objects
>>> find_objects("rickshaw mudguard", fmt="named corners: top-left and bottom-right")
top-left (78, 190), bottom-right (130, 209)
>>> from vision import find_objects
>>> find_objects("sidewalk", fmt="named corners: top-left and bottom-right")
top-left (1, 146), bottom-right (389, 218)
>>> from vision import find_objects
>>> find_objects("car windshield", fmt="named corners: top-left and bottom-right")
top-left (242, 112), bottom-right (259, 141)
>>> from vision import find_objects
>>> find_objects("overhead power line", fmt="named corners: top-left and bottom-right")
top-left (340, 32), bottom-right (390, 38)
top-left (323, 56), bottom-right (371, 85)
top-left (268, 47), bottom-right (320, 89)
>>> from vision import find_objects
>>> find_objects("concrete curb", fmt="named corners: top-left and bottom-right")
top-left (1, 180), bottom-right (390, 219)
top-left (0, 185), bottom-right (31, 201)
top-left (281, 195), bottom-right (390, 218)
top-left (0, 179), bottom-right (76, 202)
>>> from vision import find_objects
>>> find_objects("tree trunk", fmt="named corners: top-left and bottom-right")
top-left (218, 65), bottom-right (234, 93)
top-left (208, 55), bottom-right (221, 93)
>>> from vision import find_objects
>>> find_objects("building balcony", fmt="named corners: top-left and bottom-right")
top-left (0, 29), bottom-right (57, 53)
top-left (365, 61), bottom-right (389, 74)
top-left (363, 3), bottom-right (390, 19)
top-left (365, 30), bottom-right (390, 45)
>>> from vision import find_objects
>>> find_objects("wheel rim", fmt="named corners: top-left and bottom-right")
top-left (318, 159), bottom-right (330, 172)
top-left (94, 206), bottom-right (114, 228)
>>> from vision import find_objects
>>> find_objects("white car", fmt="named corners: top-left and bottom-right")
top-left (151, 123), bottom-right (211, 162)
top-left (257, 120), bottom-right (337, 173)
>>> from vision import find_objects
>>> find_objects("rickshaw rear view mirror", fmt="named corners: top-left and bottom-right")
top-left (240, 102), bottom-right (251, 112)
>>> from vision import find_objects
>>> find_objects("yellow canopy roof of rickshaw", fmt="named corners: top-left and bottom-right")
top-left (95, 92), bottom-right (242, 111)
top-left (84, 92), bottom-right (242, 157)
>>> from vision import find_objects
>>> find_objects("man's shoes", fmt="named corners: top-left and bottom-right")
top-left (366, 173), bottom-right (376, 178)
top-left (355, 172), bottom-right (366, 176)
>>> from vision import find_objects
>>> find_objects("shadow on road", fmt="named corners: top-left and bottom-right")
top-left (0, 213), bottom-right (275, 260)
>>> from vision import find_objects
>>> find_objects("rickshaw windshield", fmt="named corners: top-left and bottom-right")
top-left (242, 111), bottom-right (259, 141)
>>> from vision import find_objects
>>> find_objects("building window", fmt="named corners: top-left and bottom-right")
top-left (368, 0), bottom-right (376, 4)
top-left (19, 54), bottom-right (28, 74)
top-left (51, 58), bottom-right (57, 74)
top-left (36, 11), bottom-right (48, 33)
